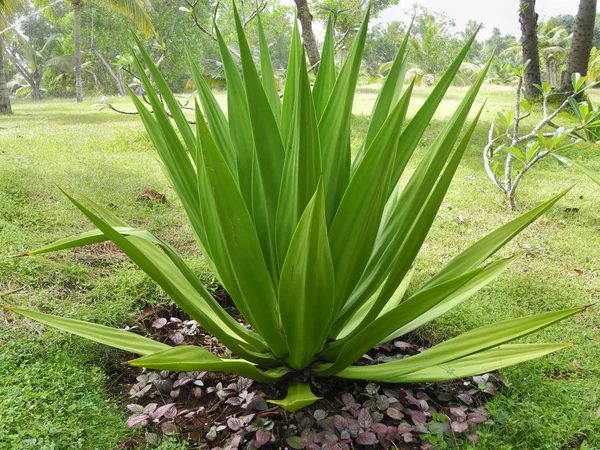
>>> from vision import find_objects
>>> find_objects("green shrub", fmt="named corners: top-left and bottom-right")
top-left (8, 7), bottom-right (581, 410)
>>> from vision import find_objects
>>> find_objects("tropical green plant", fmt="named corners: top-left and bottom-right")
top-left (34, 0), bottom-right (153, 102)
top-left (483, 61), bottom-right (600, 209)
top-left (7, 7), bottom-right (582, 411)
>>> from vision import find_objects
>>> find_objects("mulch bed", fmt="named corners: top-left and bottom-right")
top-left (115, 291), bottom-right (502, 449)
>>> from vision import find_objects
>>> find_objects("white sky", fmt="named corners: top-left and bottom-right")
top-left (374, 0), bottom-right (581, 38)
top-left (282, 0), bottom-right (581, 39)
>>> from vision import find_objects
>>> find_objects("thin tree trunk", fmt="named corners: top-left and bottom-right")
top-left (519, 0), bottom-right (542, 97)
top-left (294, 0), bottom-right (320, 69)
top-left (0, 34), bottom-right (11, 114)
top-left (91, 47), bottom-right (126, 95)
top-left (562, 0), bottom-right (598, 92)
top-left (73, 0), bottom-right (83, 102)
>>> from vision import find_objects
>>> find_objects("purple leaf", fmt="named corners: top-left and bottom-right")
top-left (313, 409), bottom-right (327, 421)
top-left (397, 422), bottom-right (415, 434)
top-left (386, 407), bottom-right (404, 420)
top-left (172, 377), bottom-right (192, 389)
top-left (300, 428), bottom-right (317, 443)
top-left (420, 443), bottom-right (433, 449)
top-left (161, 421), bottom-right (177, 434)
top-left (375, 395), bottom-right (390, 410)
top-left (356, 431), bottom-right (377, 445)
top-left (151, 318), bottom-right (167, 329)
top-left (143, 403), bottom-right (158, 414)
top-left (153, 378), bottom-right (173, 394)
top-left (357, 408), bottom-right (373, 429)
top-left (333, 415), bottom-right (349, 431)
top-left (341, 393), bottom-right (358, 408)
top-left (451, 421), bottom-right (469, 433)
top-left (255, 430), bottom-right (272, 447)
top-left (227, 417), bottom-right (244, 431)
top-left (402, 432), bottom-right (414, 443)
top-left (248, 396), bottom-right (268, 411)
top-left (169, 332), bottom-right (185, 345)
top-left (192, 387), bottom-right (203, 399)
top-left (317, 431), bottom-right (338, 443)
top-left (415, 391), bottom-right (430, 400)
top-left (483, 381), bottom-right (497, 395)
top-left (169, 389), bottom-right (180, 399)
top-left (467, 412), bottom-right (487, 424)
top-left (372, 422), bottom-right (387, 432)
top-left (448, 407), bottom-right (467, 421)
top-left (372, 411), bottom-right (384, 423)
top-left (154, 403), bottom-right (177, 420)
top-left (385, 425), bottom-right (398, 441)
top-left (408, 409), bottom-right (427, 425)
top-left (457, 393), bottom-right (473, 405)
top-left (226, 397), bottom-right (243, 406)
top-left (127, 414), bottom-right (149, 429)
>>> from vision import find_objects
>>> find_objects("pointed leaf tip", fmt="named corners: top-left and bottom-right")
top-left (267, 382), bottom-right (321, 412)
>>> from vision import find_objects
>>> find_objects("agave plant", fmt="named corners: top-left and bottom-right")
top-left (8, 6), bottom-right (581, 411)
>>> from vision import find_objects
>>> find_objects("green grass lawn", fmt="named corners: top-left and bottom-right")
top-left (1, 85), bottom-right (600, 449)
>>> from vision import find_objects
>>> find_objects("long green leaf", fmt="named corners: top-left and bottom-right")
top-left (328, 81), bottom-right (413, 313)
top-left (6, 306), bottom-right (169, 356)
top-left (279, 182), bottom-right (334, 370)
top-left (318, 268), bottom-right (484, 370)
top-left (336, 344), bottom-right (571, 382)
top-left (257, 13), bottom-right (282, 125)
top-left (60, 191), bottom-right (275, 365)
top-left (422, 188), bottom-right (571, 290)
top-left (353, 20), bottom-right (412, 168)
top-left (195, 107), bottom-right (288, 359)
top-left (233, 4), bottom-right (285, 279)
top-left (319, 7), bottom-right (370, 224)
top-left (316, 307), bottom-right (581, 379)
top-left (189, 56), bottom-right (237, 176)
top-left (280, 18), bottom-right (302, 153)
top-left (275, 43), bottom-right (322, 267)
top-left (132, 35), bottom-right (197, 163)
top-left (312, 15), bottom-right (336, 120)
top-left (215, 25), bottom-right (254, 210)
top-left (334, 90), bottom-right (487, 333)
top-left (129, 346), bottom-right (288, 383)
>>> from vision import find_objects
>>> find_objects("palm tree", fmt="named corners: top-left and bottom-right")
top-left (519, 0), bottom-right (542, 97)
top-left (0, 0), bottom-right (16, 114)
top-left (5, 31), bottom-right (65, 100)
top-left (35, 0), bottom-right (154, 102)
top-left (562, 0), bottom-right (598, 92)
top-left (537, 22), bottom-right (571, 86)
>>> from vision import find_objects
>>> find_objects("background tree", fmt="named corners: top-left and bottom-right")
top-left (519, 0), bottom-right (542, 96)
top-left (0, 0), bottom-right (16, 114)
top-left (562, 0), bottom-right (598, 92)
top-left (294, 0), bottom-right (319, 68)
top-left (36, 0), bottom-right (153, 102)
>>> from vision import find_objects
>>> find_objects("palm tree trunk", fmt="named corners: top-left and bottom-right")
top-left (0, 34), bottom-right (12, 114)
top-left (73, 0), bottom-right (83, 102)
top-left (519, 0), bottom-right (542, 97)
top-left (294, 0), bottom-right (320, 69)
top-left (562, 0), bottom-right (598, 92)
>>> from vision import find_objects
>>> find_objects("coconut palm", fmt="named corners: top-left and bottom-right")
top-left (0, 0), bottom-right (16, 114)
top-left (4, 31), bottom-right (68, 100)
top-left (34, 0), bottom-right (154, 102)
